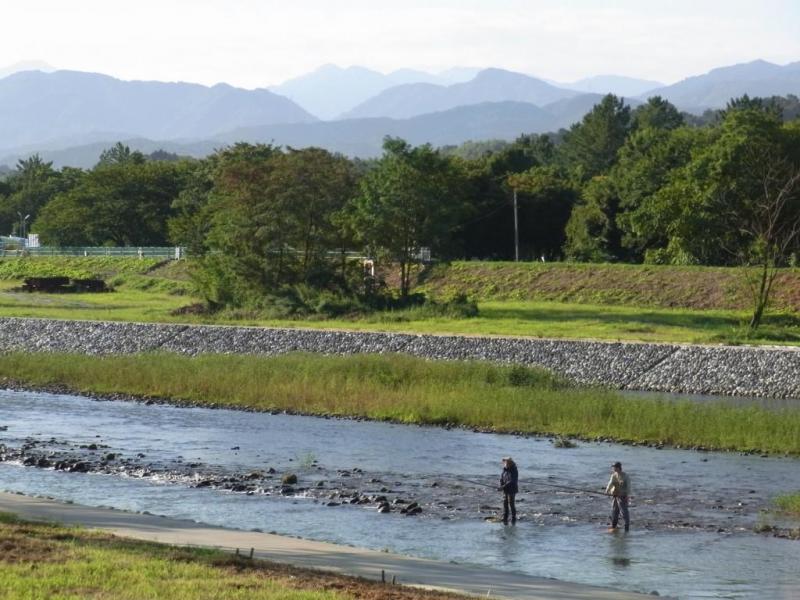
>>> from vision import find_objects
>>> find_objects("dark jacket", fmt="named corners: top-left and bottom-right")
top-left (500, 464), bottom-right (518, 495)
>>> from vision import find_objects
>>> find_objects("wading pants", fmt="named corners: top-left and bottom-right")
top-left (611, 495), bottom-right (630, 530)
top-left (503, 493), bottom-right (516, 523)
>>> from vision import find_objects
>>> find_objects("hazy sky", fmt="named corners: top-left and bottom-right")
top-left (4, 0), bottom-right (800, 88)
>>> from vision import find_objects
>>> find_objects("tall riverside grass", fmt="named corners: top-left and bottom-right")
top-left (1, 352), bottom-right (799, 454)
top-left (774, 492), bottom-right (800, 515)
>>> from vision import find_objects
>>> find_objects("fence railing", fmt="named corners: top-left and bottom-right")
top-left (0, 246), bottom-right (185, 259)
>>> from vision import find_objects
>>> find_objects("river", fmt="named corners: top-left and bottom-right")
top-left (1, 389), bottom-right (798, 599)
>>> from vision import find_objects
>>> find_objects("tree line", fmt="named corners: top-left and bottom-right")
top-left (1, 94), bottom-right (799, 324)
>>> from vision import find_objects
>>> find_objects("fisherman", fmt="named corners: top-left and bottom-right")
top-left (499, 456), bottom-right (518, 524)
top-left (605, 461), bottom-right (631, 532)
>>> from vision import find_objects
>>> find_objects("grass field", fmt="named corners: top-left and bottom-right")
top-left (0, 257), bottom-right (799, 345)
top-left (2, 352), bottom-right (799, 454)
top-left (414, 261), bottom-right (800, 311)
top-left (0, 512), bottom-right (461, 600)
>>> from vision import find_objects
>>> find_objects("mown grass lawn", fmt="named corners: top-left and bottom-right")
top-left (0, 280), bottom-right (798, 345)
top-left (0, 512), bottom-right (462, 600)
top-left (0, 256), bottom-right (798, 345)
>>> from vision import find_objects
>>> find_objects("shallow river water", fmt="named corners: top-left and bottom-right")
top-left (1, 389), bottom-right (799, 599)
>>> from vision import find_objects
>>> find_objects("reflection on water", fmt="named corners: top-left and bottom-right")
top-left (1, 389), bottom-right (799, 599)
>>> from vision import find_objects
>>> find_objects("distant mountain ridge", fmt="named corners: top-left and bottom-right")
top-left (644, 60), bottom-right (800, 110)
top-left (269, 64), bottom-right (480, 119)
top-left (1, 58), bottom-right (799, 170)
top-left (342, 68), bottom-right (581, 119)
top-left (0, 70), bottom-right (316, 151)
top-left (556, 75), bottom-right (664, 97)
top-left (0, 60), bottom-right (56, 79)
top-left (0, 98), bottom-right (638, 168)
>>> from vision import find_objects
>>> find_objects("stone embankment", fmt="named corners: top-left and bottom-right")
top-left (0, 317), bottom-right (798, 399)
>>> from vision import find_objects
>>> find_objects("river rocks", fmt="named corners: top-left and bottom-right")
top-left (281, 473), bottom-right (298, 484)
top-left (400, 501), bottom-right (422, 515)
top-left (0, 317), bottom-right (798, 398)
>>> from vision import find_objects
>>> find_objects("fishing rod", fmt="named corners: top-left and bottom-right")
top-left (450, 476), bottom-right (610, 497)
top-left (520, 479), bottom-right (609, 497)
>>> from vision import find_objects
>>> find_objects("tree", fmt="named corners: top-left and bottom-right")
top-left (194, 144), bottom-right (358, 306)
top-left (632, 96), bottom-right (684, 131)
top-left (34, 160), bottom-right (189, 246)
top-left (0, 154), bottom-right (72, 236)
top-left (613, 126), bottom-right (709, 259)
top-left (559, 94), bottom-right (631, 178)
top-left (563, 176), bottom-right (620, 262)
top-left (267, 148), bottom-right (357, 282)
top-left (168, 158), bottom-right (215, 256)
top-left (507, 166), bottom-right (578, 260)
top-left (346, 138), bottom-right (465, 297)
top-left (97, 142), bottom-right (146, 167)
top-left (738, 158), bottom-right (800, 328)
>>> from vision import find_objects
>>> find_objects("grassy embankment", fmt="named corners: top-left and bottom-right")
top-left (0, 257), bottom-right (799, 344)
top-left (1, 352), bottom-right (799, 454)
top-left (0, 512), bottom-right (460, 600)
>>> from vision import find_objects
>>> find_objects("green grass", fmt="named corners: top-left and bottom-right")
top-left (0, 257), bottom-right (798, 345)
top-left (416, 261), bottom-right (800, 311)
top-left (0, 256), bottom-right (163, 280)
top-left (774, 492), bottom-right (800, 515)
top-left (0, 512), bottom-right (455, 600)
top-left (0, 280), bottom-right (191, 322)
top-left (0, 280), bottom-right (797, 345)
top-left (2, 352), bottom-right (799, 454)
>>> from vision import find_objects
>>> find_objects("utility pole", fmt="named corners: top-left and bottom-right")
top-left (17, 212), bottom-right (29, 241)
top-left (513, 188), bottom-right (519, 262)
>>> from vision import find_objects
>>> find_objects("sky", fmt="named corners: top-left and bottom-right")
top-left (3, 0), bottom-right (800, 88)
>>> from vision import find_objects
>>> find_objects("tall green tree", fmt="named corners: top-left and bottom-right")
top-left (632, 96), bottom-right (684, 131)
top-left (0, 154), bottom-right (74, 237)
top-left (508, 166), bottom-right (578, 260)
top-left (563, 176), bottom-right (620, 262)
top-left (196, 144), bottom-right (358, 306)
top-left (97, 142), bottom-right (146, 167)
top-left (34, 160), bottom-right (190, 246)
top-left (614, 126), bottom-right (710, 259)
top-left (346, 138), bottom-right (465, 297)
top-left (560, 94), bottom-right (631, 178)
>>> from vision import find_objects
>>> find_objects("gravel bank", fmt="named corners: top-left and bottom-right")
top-left (0, 317), bottom-right (798, 399)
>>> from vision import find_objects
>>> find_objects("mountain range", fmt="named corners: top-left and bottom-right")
top-left (0, 69), bottom-right (315, 151)
top-left (269, 64), bottom-right (480, 120)
top-left (0, 59), bottom-right (798, 169)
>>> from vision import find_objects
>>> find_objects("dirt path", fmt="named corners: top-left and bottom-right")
top-left (0, 491), bottom-right (655, 600)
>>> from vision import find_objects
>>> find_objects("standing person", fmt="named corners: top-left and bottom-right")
top-left (500, 457), bottom-right (518, 524)
top-left (606, 461), bottom-right (631, 532)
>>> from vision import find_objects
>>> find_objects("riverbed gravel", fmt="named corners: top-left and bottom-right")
top-left (0, 317), bottom-right (798, 399)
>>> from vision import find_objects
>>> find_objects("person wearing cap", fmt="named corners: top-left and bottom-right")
top-left (605, 461), bottom-right (631, 531)
top-left (499, 457), bottom-right (518, 524)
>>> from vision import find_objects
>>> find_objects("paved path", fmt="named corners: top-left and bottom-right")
top-left (0, 492), bottom-right (655, 600)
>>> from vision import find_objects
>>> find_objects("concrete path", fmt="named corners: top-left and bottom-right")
top-left (0, 492), bottom-right (655, 600)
